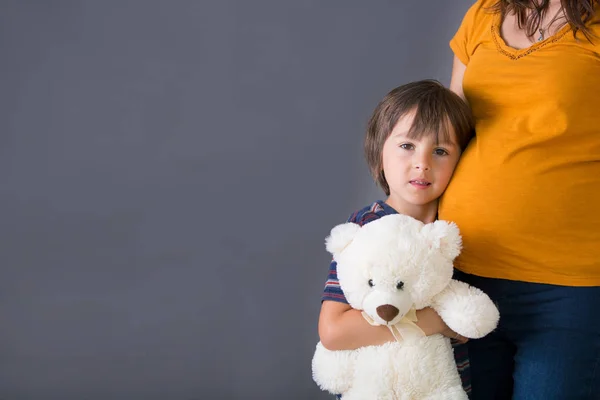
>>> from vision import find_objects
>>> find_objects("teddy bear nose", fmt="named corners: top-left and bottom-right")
top-left (376, 304), bottom-right (399, 322)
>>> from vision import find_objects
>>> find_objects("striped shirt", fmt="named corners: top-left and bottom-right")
top-left (322, 200), bottom-right (471, 396)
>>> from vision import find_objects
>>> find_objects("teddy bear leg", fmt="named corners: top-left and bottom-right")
top-left (312, 342), bottom-right (357, 394)
top-left (422, 385), bottom-right (468, 400)
top-left (341, 388), bottom-right (395, 400)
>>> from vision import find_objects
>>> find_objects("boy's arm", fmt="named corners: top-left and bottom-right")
top-left (319, 301), bottom-right (467, 351)
top-left (318, 301), bottom-right (394, 350)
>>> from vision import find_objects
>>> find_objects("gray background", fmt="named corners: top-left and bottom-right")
top-left (0, 1), bottom-right (471, 399)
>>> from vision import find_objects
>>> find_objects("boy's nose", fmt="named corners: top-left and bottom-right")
top-left (413, 152), bottom-right (431, 171)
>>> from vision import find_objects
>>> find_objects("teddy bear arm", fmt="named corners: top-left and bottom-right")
top-left (430, 279), bottom-right (500, 339)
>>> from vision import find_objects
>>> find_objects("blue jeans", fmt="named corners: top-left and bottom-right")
top-left (454, 270), bottom-right (600, 400)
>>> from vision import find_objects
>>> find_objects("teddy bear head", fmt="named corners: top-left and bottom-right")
top-left (326, 214), bottom-right (461, 326)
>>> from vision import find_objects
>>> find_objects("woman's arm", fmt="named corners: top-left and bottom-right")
top-left (450, 55), bottom-right (467, 102)
top-left (318, 300), bottom-right (467, 351)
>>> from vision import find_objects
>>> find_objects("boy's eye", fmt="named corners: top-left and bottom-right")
top-left (399, 143), bottom-right (414, 150)
top-left (434, 148), bottom-right (449, 156)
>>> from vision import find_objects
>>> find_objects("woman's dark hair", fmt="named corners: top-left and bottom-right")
top-left (490, 0), bottom-right (598, 41)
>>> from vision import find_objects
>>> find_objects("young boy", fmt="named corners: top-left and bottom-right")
top-left (318, 79), bottom-right (475, 395)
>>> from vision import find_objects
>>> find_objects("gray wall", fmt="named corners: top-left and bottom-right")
top-left (0, 1), bottom-right (472, 399)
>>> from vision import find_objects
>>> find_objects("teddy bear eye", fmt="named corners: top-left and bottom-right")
top-left (368, 279), bottom-right (374, 287)
top-left (396, 281), bottom-right (404, 290)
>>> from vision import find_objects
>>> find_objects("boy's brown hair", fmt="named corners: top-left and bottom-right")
top-left (364, 79), bottom-right (474, 196)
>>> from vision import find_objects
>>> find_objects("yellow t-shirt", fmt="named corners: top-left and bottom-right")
top-left (439, 0), bottom-right (600, 286)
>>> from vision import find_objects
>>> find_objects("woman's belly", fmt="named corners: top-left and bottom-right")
top-left (439, 138), bottom-right (600, 286)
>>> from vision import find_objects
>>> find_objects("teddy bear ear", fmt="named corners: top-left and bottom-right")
top-left (420, 220), bottom-right (462, 260)
top-left (325, 222), bottom-right (361, 259)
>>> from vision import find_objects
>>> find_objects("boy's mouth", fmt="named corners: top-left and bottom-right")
top-left (409, 179), bottom-right (431, 186)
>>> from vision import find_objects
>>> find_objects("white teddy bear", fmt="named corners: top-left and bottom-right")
top-left (312, 214), bottom-right (500, 400)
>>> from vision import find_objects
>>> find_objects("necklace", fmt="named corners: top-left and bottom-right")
top-left (536, 7), bottom-right (563, 42)
top-left (537, 28), bottom-right (545, 41)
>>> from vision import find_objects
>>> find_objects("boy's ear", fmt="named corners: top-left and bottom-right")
top-left (325, 222), bottom-right (361, 260)
top-left (420, 220), bottom-right (462, 260)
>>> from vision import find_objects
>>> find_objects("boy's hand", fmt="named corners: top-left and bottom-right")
top-left (416, 307), bottom-right (469, 344)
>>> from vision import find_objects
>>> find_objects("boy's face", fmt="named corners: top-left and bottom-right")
top-left (381, 111), bottom-right (461, 213)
